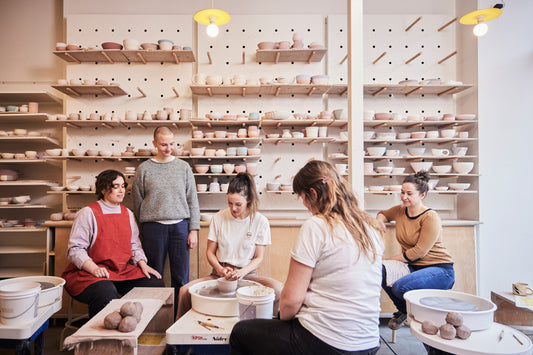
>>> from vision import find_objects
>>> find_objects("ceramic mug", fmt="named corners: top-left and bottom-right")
top-left (512, 282), bottom-right (533, 296)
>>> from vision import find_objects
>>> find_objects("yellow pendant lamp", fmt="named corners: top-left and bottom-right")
top-left (194, 8), bottom-right (231, 38)
top-left (460, 3), bottom-right (503, 37)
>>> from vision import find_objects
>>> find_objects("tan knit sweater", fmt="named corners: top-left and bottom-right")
top-left (379, 205), bottom-right (453, 266)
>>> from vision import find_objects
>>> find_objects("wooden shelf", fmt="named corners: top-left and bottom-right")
top-left (190, 84), bottom-right (348, 97)
top-left (365, 190), bottom-right (477, 194)
top-left (0, 204), bottom-right (48, 208)
top-left (0, 91), bottom-right (62, 104)
top-left (51, 84), bottom-right (127, 97)
top-left (364, 119), bottom-right (477, 128)
top-left (193, 173), bottom-right (237, 177)
top-left (121, 120), bottom-right (193, 128)
top-left (0, 268), bottom-right (45, 278)
top-left (0, 180), bottom-right (56, 186)
top-left (0, 246), bottom-right (47, 254)
top-left (256, 48), bottom-right (327, 63)
top-left (0, 113), bottom-right (51, 122)
top-left (263, 137), bottom-right (335, 145)
top-left (53, 49), bottom-right (196, 63)
top-left (364, 84), bottom-right (473, 96)
top-left (190, 138), bottom-right (261, 144)
top-left (196, 191), bottom-right (230, 195)
top-left (190, 119), bottom-right (260, 127)
top-left (47, 190), bottom-right (94, 195)
top-left (265, 190), bottom-right (295, 194)
top-left (0, 136), bottom-right (60, 146)
top-left (44, 155), bottom-right (164, 161)
top-left (364, 137), bottom-right (477, 144)
top-left (189, 155), bottom-right (260, 161)
top-left (46, 119), bottom-right (123, 128)
top-left (261, 119), bottom-right (335, 127)
top-left (0, 159), bottom-right (49, 164)
top-left (0, 227), bottom-right (47, 232)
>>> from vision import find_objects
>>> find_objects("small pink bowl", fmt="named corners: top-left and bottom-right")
top-left (66, 44), bottom-right (81, 51)
top-left (234, 165), bottom-right (246, 173)
top-left (411, 132), bottom-right (427, 139)
top-left (101, 42), bottom-right (123, 50)
top-left (141, 43), bottom-right (158, 50)
top-left (374, 113), bottom-right (393, 120)
top-left (257, 42), bottom-right (275, 50)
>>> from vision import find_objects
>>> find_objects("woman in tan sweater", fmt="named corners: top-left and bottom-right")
top-left (376, 171), bottom-right (454, 330)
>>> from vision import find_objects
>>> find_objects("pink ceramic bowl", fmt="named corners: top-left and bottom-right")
top-left (374, 113), bottom-right (393, 120)
top-left (194, 165), bottom-right (209, 174)
top-left (411, 132), bottom-right (427, 139)
top-left (141, 43), bottom-right (158, 50)
top-left (66, 44), bottom-right (81, 51)
top-left (257, 42), bottom-right (275, 50)
top-left (101, 42), bottom-right (123, 50)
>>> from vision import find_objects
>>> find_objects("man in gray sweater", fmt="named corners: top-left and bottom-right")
top-left (132, 126), bottom-right (200, 311)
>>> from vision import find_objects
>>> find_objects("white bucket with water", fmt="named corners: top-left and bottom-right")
top-left (0, 281), bottom-right (41, 325)
top-left (236, 285), bottom-right (274, 320)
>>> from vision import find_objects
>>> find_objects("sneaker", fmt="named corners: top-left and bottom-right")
top-left (388, 311), bottom-right (407, 330)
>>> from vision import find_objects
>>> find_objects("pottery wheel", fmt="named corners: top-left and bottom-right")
top-left (196, 284), bottom-right (236, 298)
top-left (420, 296), bottom-right (478, 312)
top-left (38, 281), bottom-right (55, 290)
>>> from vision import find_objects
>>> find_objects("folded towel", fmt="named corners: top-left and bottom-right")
top-left (383, 260), bottom-right (410, 287)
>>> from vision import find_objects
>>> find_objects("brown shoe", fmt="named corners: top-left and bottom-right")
top-left (388, 311), bottom-right (407, 330)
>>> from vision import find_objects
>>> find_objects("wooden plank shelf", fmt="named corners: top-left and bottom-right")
top-left (365, 190), bottom-right (478, 194)
top-left (364, 84), bottom-right (473, 96)
top-left (0, 246), bottom-right (47, 254)
top-left (53, 49), bottom-right (196, 63)
top-left (0, 268), bottom-right (45, 278)
top-left (190, 85), bottom-right (261, 96)
top-left (0, 159), bottom-right (49, 164)
top-left (261, 119), bottom-right (336, 127)
top-left (0, 136), bottom-right (60, 146)
top-left (0, 180), bottom-right (56, 186)
top-left (190, 84), bottom-right (348, 97)
top-left (256, 48), bottom-right (327, 63)
top-left (364, 119), bottom-right (477, 128)
top-left (190, 119), bottom-right (260, 127)
top-left (263, 137), bottom-right (335, 145)
top-left (364, 137), bottom-right (477, 144)
top-left (189, 155), bottom-right (260, 160)
top-left (0, 113), bottom-right (51, 122)
top-left (0, 91), bottom-right (62, 104)
top-left (0, 204), bottom-right (48, 208)
top-left (46, 119), bottom-right (123, 128)
top-left (51, 84), bottom-right (127, 97)
top-left (0, 227), bottom-right (47, 232)
top-left (190, 138), bottom-right (261, 144)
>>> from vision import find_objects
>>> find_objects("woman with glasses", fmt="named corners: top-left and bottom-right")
top-left (62, 169), bottom-right (164, 318)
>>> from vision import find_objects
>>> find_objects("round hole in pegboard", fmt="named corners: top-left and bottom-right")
top-left (372, 29), bottom-right (375, 32)
top-left (111, 29), bottom-right (115, 32)
top-left (127, 127), bottom-right (131, 130)
top-left (160, 94), bottom-right (164, 97)
top-left (291, 94), bottom-right (295, 97)
top-left (421, 45), bottom-right (425, 48)
top-left (160, 29), bottom-right (164, 32)
top-left (291, 159), bottom-right (295, 163)
top-left (437, 45), bottom-right (441, 48)
top-left (144, 29), bottom-right (147, 32)
top-left (421, 94), bottom-right (425, 97)
top-left (437, 110), bottom-right (441, 113)
top-left (161, 78), bottom-right (164, 81)
top-left (421, 110), bottom-right (425, 113)
top-left (421, 61), bottom-right (424, 64)
top-left (421, 28), bottom-right (424, 32)
top-left (226, 94), bottom-right (230, 98)
top-left (340, 77), bottom-right (344, 81)
top-left (340, 28), bottom-right (343, 32)
top-left (258, 29), bottom-right (262, 32)
top-left (388, 62), bottom-right (392, 65)
top-left (405, 45), bottom-right (408, 48)
top-left (291, 61), bottom-right (295, 64)
top-left (258, 94), bottom-right (262, 98)
top-left (94, 61), bottom-right (98, 65)
top-left (78, 28), bottom-right (82, 32)
top-left (144, 78), bottom-right (148, 81)
top-left (225, 29), bottom-right (229, 32)
top-left (128, 94), bottom-right (131, 98)
top-left (94, 28), bottom-right (98, 32)
top-left (226, 62), bottom-right (229, 65)
top-left (95, 143), bottom-right (99, 146)
top-left (78, 143), bottom-right (82, 146)
top-left (372, 45), bottom-right (375, 48)
top-left (128, 78), bottom-right (132, 81)
top-left (307, 28), bottom-right (311, 32)
top-left (210, 45), bottom-right (213, 49)
top-left (389, 29), bottom-right (392, 32)
top-left (160, 62), bottom-right (164, 65)
top-left (274, 29), bottom-right (278, 32)
top-left (372, 78), bottom-right (376, 81)
top-left (388, 94), bottom-right (392, 97)
top-left (242, 45), bottom-right (246, 48)
top-left (242, 29), bottom-right (245, 32)
top-left (340, 45), bottom-right (343, 49)
top-left (128, 29), bottom-right (131, 32)
top-left (226, 45), bottom-right (229, 49)
top-left (388, 78), bottom-right (392, 81)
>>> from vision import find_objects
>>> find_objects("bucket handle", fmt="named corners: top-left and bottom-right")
top-left (240, 300), bottom-right (256, 316)
top-left (0, 293), bottom-right (38, 319)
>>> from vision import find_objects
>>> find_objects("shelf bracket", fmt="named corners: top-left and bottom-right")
top-left (100, 51), bottom-right (114, 64)
top-left (242, 87), bottom-right (246, 97)
top-left (438, 17), bottom-right (458, 32)
top-left (242, 51), bottom-right (246, 64)
top-left (274, 87), bottom-right (281, 97)
top-left (406, 122), bottom-right (423, 129)
top-left (172, 52), bottom-right (180, 64)
top-left (101, 122), bottom-right (113, 129)
top-left (437, 87), bottom-right (459, 96)
top-left (207, 140), bottom-right (213, 145)
top-left (137, 87), bottom-right (147, 97)
top-left (172, 87), bottom-right (179, 97)
top-left (307, 139), bottom-right (317, 146)
top-left (207, 51), bottom-right (213, 65)
top-left (406, 140), bottom-right (422, 146)
top-left (207, 87), bottom-right (213, 97)
top-left (439, 140), bottom-right (458, 146)
top-left (64, 52), bottom-right (81, 64)
top-left (405, 16), bottom-right (422, 31)
top-left (438, 51), bottom-right (458, 64)
top-left (307, 87), bottom-right (316, 96)
top-left (65, 87), bottom-right (81, 97)
top-left (136, 122), bottom-right (146, 130)
top-left (275, 157), bottom-right (282, 163)
top-left (372, 51), bottom-right (387, 65)
top-left (274, 52), bottom-right (280, 64)
top-left (136, 52), bottom-right (147, 64)
top-left (275, 174), bottom-right (282, 179)
top-left (340, 88), bottom-right (348, 96)
top-left (275, 139), bottom-right (281, 146)
top-left (372, 87), bottom-right (387, 97)
top-left (340, 54), bottom-right (348, 65)
top-left (405, 87), bottom-right (422, 97)
top-left (405, 52), bottom-right (422, 64)
top-left (66, 122), bottom-right (81, 129)
top-left (101, 88), bottom-right (114, 97)
top-left (306, 51), bottom-right (316, 64)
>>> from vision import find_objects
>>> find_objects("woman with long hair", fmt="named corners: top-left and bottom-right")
top-left (230, 160), bottom-right (384, 355)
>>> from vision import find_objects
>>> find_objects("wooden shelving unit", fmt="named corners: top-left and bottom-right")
top-left (0, 91), bottom-right (62, 104)
top-left (363, 119), bottom-right (477, 129)
top-left (190, 83), bottom-right (348, 97)
top-left (51, 84), bottom-right (127, 97)
top-left (256, 48), bottom-right (327, 63)
top-left (53, 49), bottom-right (196, 64)
top-left (364, 84), bottom-right (473, 96)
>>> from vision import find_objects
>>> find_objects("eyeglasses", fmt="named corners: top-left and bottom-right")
top-left (111, 183), bottom-right (128, 190)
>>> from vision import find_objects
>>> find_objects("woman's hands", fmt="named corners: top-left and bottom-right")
top-left (138, 260), bottom-right (162, 279)
top-left (83, 260), bottom-right (109, 278)
top-left (376, 213), bottom-right (388, 233)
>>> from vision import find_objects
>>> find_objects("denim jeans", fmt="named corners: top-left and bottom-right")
top-left (230, 318), bottom-right (380, 355)
top-left (382, 263), bottom-right (455, 314)
top-left (141, 220), bottom-right (190, 309)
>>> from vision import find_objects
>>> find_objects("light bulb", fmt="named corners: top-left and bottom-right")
top-left (206, 23), bottom-right (219, 37)
top-left (473, 22), bottom-right (488, 37)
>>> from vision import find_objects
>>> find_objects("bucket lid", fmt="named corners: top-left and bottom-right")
top-left (237, 285), bottom-right (274, 297)
top-left (0, 281), bottom-right (41, 295)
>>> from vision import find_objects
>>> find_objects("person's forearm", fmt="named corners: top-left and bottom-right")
top-left (279, 292), bottom-right (303, 320)
top-left (239, 257), bottom-right (262, 277)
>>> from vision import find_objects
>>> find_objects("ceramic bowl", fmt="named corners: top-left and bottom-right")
top-left (376, 166), bottom-right (393, 174)
top-left (99, 150), bottom-right (112, 157)
top-left (1, 153), bottom-right (14, 159)
top-left (197, 184), bottom-right (208, 192)
top-left (50, 186), bottom-right (65, 192)
top-left (204, 149), bottom-right (216, 157)
top-left (411, 132), bottom-right (427, 139)
top-left (369, 186), bottom-right (385, 192)
top-left (397, 132), bottom-right (411, 139)
top-left (435, 186), bottom-right (449, 191)
top-left (367, 146), bottom-right (387, 157)
top-left (453, 162), bottom-right (474, 174)
top-left (234, 165), bottom-right (246, 173)
top-left (101, 42), bottom-right (123, 50)
top-left (123, 39), bottom-right (139, 50)
top-left (246, 163), bottom-right (257, 174)
top-left (363, 131), bottom-right (375, 140)
top-left (257, 42), bottom-right (275, 50)
top-left (214, 131), bottom-right (227, 138)
top-left (210, 165), bottom-right (223, 173)
top-left (12, 195), bottom-right (31, 204)
top-left (388, 185), bottom-right (402, 191)
top-left (66, 44), bottom-right (81, 51)
top-left (190, 147), bottom-right (206, 156)
top-left (410, 162), bottom-right (433, 173)
top-left (141, 43), bottom-right (158, 50)
top-left (374, 113), bottom-right (393, 121)
top-left (266, 182), bottom-right (281, 191)
top-left (440, 129), bottom-right (456, 138)
top-left (67, 185), bottom-right (79, 191)
top-left (432, 165), bottom-right (452, 174)
top-left (448, 183), bottom-right (471, 191)
top-left (407, 147), bottom-right (425, 156)
top-left (80, 185), bottom-right (91, 191)
top-left (391, 167), bottom-right (406, 174)
top-left (375, 132), bottom-right (396, 140)
top-left (223, 164), bottom-right (235, 174)
top-left (217, 277), bottom-right (238, 294)
top-left (71, 149), bottom-right (86, 157)
top-left (13, 129), bottom-right (27, 136)
top-left (428, 179), bottom-right (439, 190)
top-left (295, 74), bottom-right (311, 84)
top-left (310, 75), bottom-right (329, 85)
top-left (194, 165), bottom-right (209, 174)
top-left (45, 149), bottom-right (62, 156)
top-left (247, 148), bottom-right (261, 156)
top-left (49, 212), bottom-right (63, 221)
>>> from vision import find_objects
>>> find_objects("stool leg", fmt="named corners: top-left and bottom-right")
top-left (34, 331), bottom-right (45, 355)
top-left (15, 339), bottom-right (31, 355)
top-left (391, 329), bottom-right (396, 343)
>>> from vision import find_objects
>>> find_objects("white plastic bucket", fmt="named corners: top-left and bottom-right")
top-left (236, 285), bottom-right (274, 320)
top-left (0, 281), bottom-right (41, 325)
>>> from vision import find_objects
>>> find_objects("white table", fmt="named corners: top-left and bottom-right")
top-left (409, 316), bottom-right (533, 355)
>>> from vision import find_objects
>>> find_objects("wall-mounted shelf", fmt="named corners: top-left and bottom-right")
top-left (0, 268), bottom-right (45, 278)
top-left (51, 85), bottom-right (127, 97)
top-left (190, 155), bottom-right (260, 161)
top-left (364, 119), bottom-right (477, 129)
top-left (190, 84), bottom-right (348, 97)
top-left (261, 119), bottom-right (342, 127)
top-left (364, 155), bottom-right (477, 160)
top-left (190, 138), bottom-right (261, 145)
top-left (365, 190), bottom-right (478, 195)
top-left (365, 173), bottom-right (479, 177)
top-left (263, 137), bottom-right (335, 145)
top-left (256, 48), bottom-right (327, 63)
top-left (0, 91), bottom-right (62, 105)
top-left (0, 159), bottom-right (49, 164)
top-left (53, 49), bottom-right (196, 64)
top-left (0, 246), bottom-right (47, 254)
top-left (193, 173), bottom-right (237, 177)
top-left (364, 84), bottom-right (473, 96)
top-left (0, 227), bottom-right (47, 232)
top-left (365, 138), bottom-right (476, 145)
top-left (190, 119), bottom-right (260, 128)
top-left (0, 136), bottom-right (60, 146)
top-left (0, 180), bottom-right (56, 186)
top-left (47, 190), bottom-right (95, 195)
top-left (0, 113), bottom-right (51, 122)
top-left (0, 204), bottom-right (48, 209)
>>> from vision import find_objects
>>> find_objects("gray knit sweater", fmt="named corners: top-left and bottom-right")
top-left (132, 158), bottom-right (200, 230)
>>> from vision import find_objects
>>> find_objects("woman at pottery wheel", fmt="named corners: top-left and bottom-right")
top-left (62, 170), bottom-right (164, 318)
top-left (176, 172), bottom-right (283, 319)
top-left (376, 170), bottom-right (455, 331)
top-left (230, 161), bottom-right (383, 355)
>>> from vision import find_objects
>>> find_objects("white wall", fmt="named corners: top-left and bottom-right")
top-left (477, 0), bottom-right (533, 297)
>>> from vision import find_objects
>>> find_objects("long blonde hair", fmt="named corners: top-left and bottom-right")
top-left (292, 160), bottom-right (382, 261)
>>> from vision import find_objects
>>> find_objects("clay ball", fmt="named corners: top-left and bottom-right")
top-left (455, 324), bottom-right (471, 339)
top-left (421, 320), bottom-right (439, 335)
top-left (118, 316), bottom-right (138, 332)
top-left (120, 301), bottom-right (137, 318)
top-left (445, 312), bottom-right (463, 327)
top-left (134, 301), bottom-right (143, 322)
top-left (439, 323), bottom-right (457, 340)
top-left (103, 311), bottom-right (122, 330)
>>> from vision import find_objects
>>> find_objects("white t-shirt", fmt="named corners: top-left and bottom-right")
top-left (292, 216), bottom-right (384, 351)
top-left (208, 209), bottom-right (271, 268)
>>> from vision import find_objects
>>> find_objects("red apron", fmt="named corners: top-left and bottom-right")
top-left (62, 201), bottom-right (145, 296)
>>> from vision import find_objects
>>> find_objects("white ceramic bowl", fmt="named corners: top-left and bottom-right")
top-left (375, 132), bottom-right (396, 140)
top-left (448, 183), bottom-right (471, 191)
top-left (50, 186), bottom-right (65, 192)
top-left (453, 162), bottom-right (474, 174)
top-left (210, 164), bottom-right (223, 173)
top-left (440, 129), bottom-right (456, 138)
top-left (428, 179), bottom-right (439, 190)
top-left (266, 182), bottom-right (280, 191)
top-left (363, 131), bottom-right (375, 140)
top-left (410, 162), bottom-right (433, 173)
top-left (45, 149), bottom-right (62, 156)
top-left (217, 277), bottom-right (238, 294)
top-left (67, 185), bottom-right (79, 191)
top-left (367, 146), bottom-right (387, 156)
top-left (369, 186), bottom-right (385, 192)
top-left (194, 165), bottom-right (209, 174)
top-left (407, 147), bottom-right (425, 156)
top-left (376, 166), bottom-right (393, 174)
top-left (99, 150), bottom-right (112, 157)
top-left (432, 165), bottom-right (452, 174)
top-left (435, 186), bottom-right (449, 191)
top-left (87, 149), bottom-right (99, 156)
top-left (71, 149), bottom-right (86, 157)
top-left (191, 147), bottom-right (206, 156)
top-left (391, 167), bottom-right (406, 174)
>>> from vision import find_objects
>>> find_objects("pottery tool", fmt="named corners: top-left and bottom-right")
top-left (198, 320), bottom-right (221, 330)
top-left (513, 333), bottom-right (524, 345)
top-left (498, 329), bottom-right (504, 342)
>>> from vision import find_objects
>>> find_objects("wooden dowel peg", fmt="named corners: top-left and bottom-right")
top-left (438, 17), bottom-right (458, 32)
top-left (66, 122), bottom-right (80, 129)
top-left (136, 52), bottom-right (146, 64)
top-left (275, 122), bottom-right (282, 129)
top-left (405, 87), bottom-right (422, 97)
top-left (242, 87), bottom-right (246, 97)
top-left (275, 157), bottom-right (282, 163)
top-left (372, 51), bottom-right (387, 64)
top-left (307, 139), bottom-right (317, 146)
top-left (405, 52), bottom-right (422, 64)
top-left (100, 51), bottom-right (114, 64)
top-left (405, 16), bottom-right (422, 31)
top-left (406, 122), bottom-right (423, 129)
top-left (172, 87), bottom-right (179, 97)
top-left (137, 87), bottom-right (147, 97)
top-left (101, 122), bottom-right (113, 129)
top-left (64, 52), bottom-right (81, 64)
top-left (136, 122), bottom-right (146, 129)
top-left (207, 140), bottom-right (213, 145)
top-left (307, 87), bottom-right (316, 96)
top-left (274, 52), bottom-right (280, 64)
top-left (438, 87), bottom-right (459, 96)
top-left (274, 87), bottom-right (281, 97)
top-left (242, 51), bottom-right (246, 64)
top-left (275, 174), bottom-right (282, 180)
top-left (438, 50), bottom-right (458, 64)
top-left (372, 87), bottom-right (387, 96)
top-left (340, 88), bottom-right (348, 96)
top-left (306, 51), bottom-right (316, 64)
top-left (207, 87), bottom-right (213, 97)
top-left (340, 54), bottom-right (348, 65)
top-left (171, 52), bottom-right (180, 64)
top-left (65, 87), bottom-right (81, 97)
top-left (275, 139), bottom-right (281, 146)
top-left (101, 87), bottom-right (114, 97)
top-left (207, 51), bottom-right (212, 64)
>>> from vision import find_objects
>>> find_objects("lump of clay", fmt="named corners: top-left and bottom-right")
top-left (439, 323), bottom-right (457, 340)
top-left (118, 315), bottom-right (138, 332)
top-left (103, 311), bottom-right (122, 330)
top-left (455, 324), bottom-right (471, 339)
top-left (445, 312), bottom-right (463, 327)
top-left (120, 301), bottom-right (137, 318)
top-left (421, 320), bottom-right (439, 335)
top-left (134, 301), bottom-right (143, 322)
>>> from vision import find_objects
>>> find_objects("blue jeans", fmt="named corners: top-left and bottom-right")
top-left (382, 263), bottom-right (455, 314)
top-left (230, 318), bottom-right (379, 355)
top-left (141, 220), bottom-right (190, 309)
